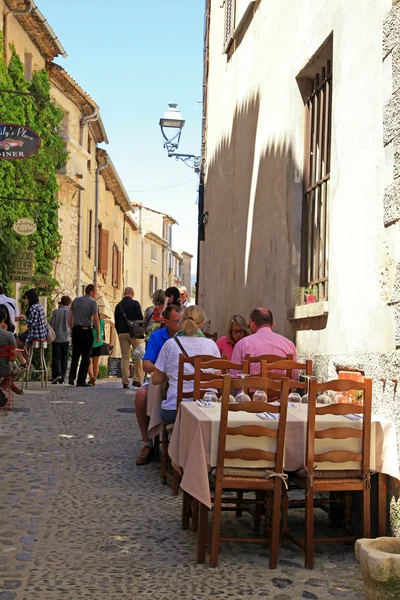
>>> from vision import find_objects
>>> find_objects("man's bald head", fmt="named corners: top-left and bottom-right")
top-left (124, 287), bottom-right (134, 298)
top-left (249, 307), bottom-right (273, 331)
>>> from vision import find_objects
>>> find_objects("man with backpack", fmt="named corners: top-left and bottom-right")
top-left (114, 287), bottom-right (143, 389)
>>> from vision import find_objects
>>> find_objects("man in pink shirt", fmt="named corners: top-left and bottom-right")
top-left (231, 307), bottom-right (297, 376)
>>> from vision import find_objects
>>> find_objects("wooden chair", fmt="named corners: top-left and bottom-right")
top-left (265, 359), bottom-right (313, 380)
top-left (0, 345), bottom-right (16, 410)
top-left (283, 376), bottom-right (373, 569)
top-left (244, 353), bottom-right (294, 376)
top-left (161, 353), bottom-right (227, 493)
top-left (208, 374), bottom-right (290, 569)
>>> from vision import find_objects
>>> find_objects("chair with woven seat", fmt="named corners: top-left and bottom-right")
top-left (282, 376), bottom-right (373, 569)
top-left (208, 374), bottom-right (290, 569)
top-left (161, 353), bottom-right (228, 493)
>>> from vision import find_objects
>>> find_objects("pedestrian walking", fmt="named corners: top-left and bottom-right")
top-left (68, 284), bottom-right (100, 387)
top-left (114, 287), bottom-right (144, 389)
top-left (49, 295), bottom-right (72, 384)
top-left (87, 310), bottom-right (104, 386)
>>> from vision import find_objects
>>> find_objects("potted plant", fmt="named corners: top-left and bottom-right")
top-left (304, 285), bottom-right (318, 303)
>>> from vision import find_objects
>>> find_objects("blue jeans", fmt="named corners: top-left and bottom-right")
top-left (160, 408), bottom-right (177, 425)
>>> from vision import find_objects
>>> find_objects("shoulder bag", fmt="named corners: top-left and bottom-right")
top-left (119, 303), bottom-right (145, 339)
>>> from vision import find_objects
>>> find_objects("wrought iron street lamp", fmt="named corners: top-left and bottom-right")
top-left (159, 103), bottom-right (201, 173)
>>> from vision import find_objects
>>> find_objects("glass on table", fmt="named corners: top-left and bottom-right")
top-left (202, 392), bottom-right (218, 405)
top-left (253, 390), bottom-right (268, 403)
top-left (317, 393), bottom-right (330, 405)
top-left (288, 392), bottom-right (302, 408)
top-left (301, 393), bottom-right (309, 404)
top-left (235, 391), bottom-right (251, 404)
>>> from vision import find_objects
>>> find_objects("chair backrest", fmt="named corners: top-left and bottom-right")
top-left (306, 377), bottom-right (373, 474)
top-left (0, 344), bottom-right (16, 362)
top-left (244, 353), bottom-right (294, 376)
top-left (265, 359), bottom-right (312, 379)
top-left (217, 375), bottom-right (290, 473)
top-left (176, 353), bottom-right (228, 407)
top-left (203, 331), bottom-right (218, 342)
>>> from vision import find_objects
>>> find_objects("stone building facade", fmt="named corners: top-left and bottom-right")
top-left (200, 0), bottom-right (400, 530)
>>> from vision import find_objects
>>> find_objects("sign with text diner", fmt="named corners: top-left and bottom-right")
top-left (11, 249), bottom-right (35, 283)
top-left (0, 124), bottom-right (41, 160)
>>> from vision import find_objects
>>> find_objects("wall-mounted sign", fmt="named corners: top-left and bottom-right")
top-left (0, 124), bottom-right (41, 160)
top-left (11, 249), bottom-right (35, 283)
top-left (12, 218), bottom-right (37, 236)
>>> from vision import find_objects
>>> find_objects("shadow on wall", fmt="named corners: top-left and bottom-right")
top-left (201, 91), bottom-right (302, 339)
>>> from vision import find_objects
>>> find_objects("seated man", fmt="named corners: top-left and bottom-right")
top-left (134, 304), bottom-right (182, 465)
top-left (231, 307), bottom-right (297, 376)
top-left (0, 308), bottom-right (23, 405)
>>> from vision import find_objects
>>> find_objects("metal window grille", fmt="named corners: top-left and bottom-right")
top-left (301, 59), bottom-right (332, 301)
top-left (224, 0), bottom-right (235, 50)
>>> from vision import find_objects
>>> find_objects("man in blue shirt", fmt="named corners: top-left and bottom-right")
top-left (135, 304), bottom-right (182, 465)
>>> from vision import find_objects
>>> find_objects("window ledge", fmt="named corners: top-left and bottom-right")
top-left (287, 301), bottom-right (329, 321)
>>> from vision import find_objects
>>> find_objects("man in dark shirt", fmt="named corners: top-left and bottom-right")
top-left (114, 287), bottom-right (144, 388)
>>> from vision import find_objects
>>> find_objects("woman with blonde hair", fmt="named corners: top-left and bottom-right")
top-left (152, 305), bottom-right (220, 424)
top-left (216, 314), bottom-right (249, 360)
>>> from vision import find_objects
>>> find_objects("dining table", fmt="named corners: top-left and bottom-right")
top-left (169, 401), bottom-right (400, 561)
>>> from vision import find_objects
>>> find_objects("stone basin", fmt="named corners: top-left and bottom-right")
top-left (355, 537), bottom-right (400, 600)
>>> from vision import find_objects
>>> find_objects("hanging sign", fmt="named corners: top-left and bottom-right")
top-left (0, 124), bottom-right (41, 160)
top-left (13, 218), bottom-right (37, 236)
top-left (11, 249), bottom-right (35, 283)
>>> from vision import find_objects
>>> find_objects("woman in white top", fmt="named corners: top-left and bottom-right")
top-left (152, 305), bottom-right (220, 425)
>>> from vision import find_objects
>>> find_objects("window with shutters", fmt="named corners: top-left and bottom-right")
top-left (300, 37), bottom-right (332, 302)
top-left (112, 243), bottom-right (121, 288)
top-left (98, 226), bottom-right (109, 275)
top-left (149, 274), bottom-right (155, 298)
top-left (86, 209), bottom-right (92, 258)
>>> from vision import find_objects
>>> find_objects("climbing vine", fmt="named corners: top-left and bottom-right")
top-left (0, 34), bottom-right (67, 305)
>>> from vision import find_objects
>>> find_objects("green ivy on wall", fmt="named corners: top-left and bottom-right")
top-left (0, 34), bottom-right (67, 304)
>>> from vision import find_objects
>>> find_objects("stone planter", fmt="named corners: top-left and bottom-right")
top-left (355, 537), bottom-right (400, 600)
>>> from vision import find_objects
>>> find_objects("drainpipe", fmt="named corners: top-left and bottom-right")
top-left (76, 111), bottom-right (100, 296)
top-left (4, 1), bottom-right (33, 65)
top-left (94, 155), bottom-right (109, 286)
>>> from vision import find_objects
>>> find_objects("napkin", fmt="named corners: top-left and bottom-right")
top-left (344, 413), bottom-right (363, 421)
top-left (195, 400), bottom-right (215, 408)
top-left (257, 412), bottom-right (279, 420)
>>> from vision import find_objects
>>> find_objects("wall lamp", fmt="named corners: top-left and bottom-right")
top-left (159, 103), bottom-right (201, 173)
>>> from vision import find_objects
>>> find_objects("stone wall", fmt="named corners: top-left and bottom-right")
top-left (54, 177), bottom-right (79, 301)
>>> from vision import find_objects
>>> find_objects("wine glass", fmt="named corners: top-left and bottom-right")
top-left (317, 393), bottom-right (330, 405)
top-left (203, 392), bottom-right (218, 405)
top-left (253, 390), bottom-right (268, 403)
top-left (235, 391), bottom-right (251, 404)
top-left (288, 392), bottom-right (302, 407)
top-left (301, 393), bottom-right (309, 404)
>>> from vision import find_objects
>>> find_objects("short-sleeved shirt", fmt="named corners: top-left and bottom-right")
top-left (143, 326), bottom-right (171, 364)
top-left (0, 294), bottom-right (18, 325)
top-left (70, 295), bottom-right (98, 327)
top-left (50, 306), bottom-right (70, 343)
top-left (155, 336), bottom-right (221, 411)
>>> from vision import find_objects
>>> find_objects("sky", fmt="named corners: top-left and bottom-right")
top-left (37, 0), bottom-right (205, 268)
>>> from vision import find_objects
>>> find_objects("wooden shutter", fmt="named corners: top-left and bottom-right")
top-left (99, 228), bottom-right (109, 275)
top-left (117, 249), bottom-right (122, 289)
top-left (224, 0), bottom-right (235, 49)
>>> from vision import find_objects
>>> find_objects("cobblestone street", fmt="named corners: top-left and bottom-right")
top-left (0, 380), bottom-right (365, 600)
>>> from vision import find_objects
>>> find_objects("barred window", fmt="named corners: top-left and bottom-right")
top-left (301, 52), bottom-right (332, 301)
top-left (224, 0), bottom-right (235, 51)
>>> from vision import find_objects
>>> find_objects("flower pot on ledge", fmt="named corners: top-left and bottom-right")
top-left (355, 537), bottom-right (400, 600)
top-left (305, 295), bottom-right (316, 304)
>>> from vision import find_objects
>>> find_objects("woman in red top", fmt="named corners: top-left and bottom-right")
top-left (216, 314), bottom-right (249, 360)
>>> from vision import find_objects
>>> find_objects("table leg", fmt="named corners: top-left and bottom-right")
top-left (182, 491), bottom-right (191, 530)
top-left (197, 502), bottom-right (208, 564)
top-left (377, 473), bottom-right (388, 537)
